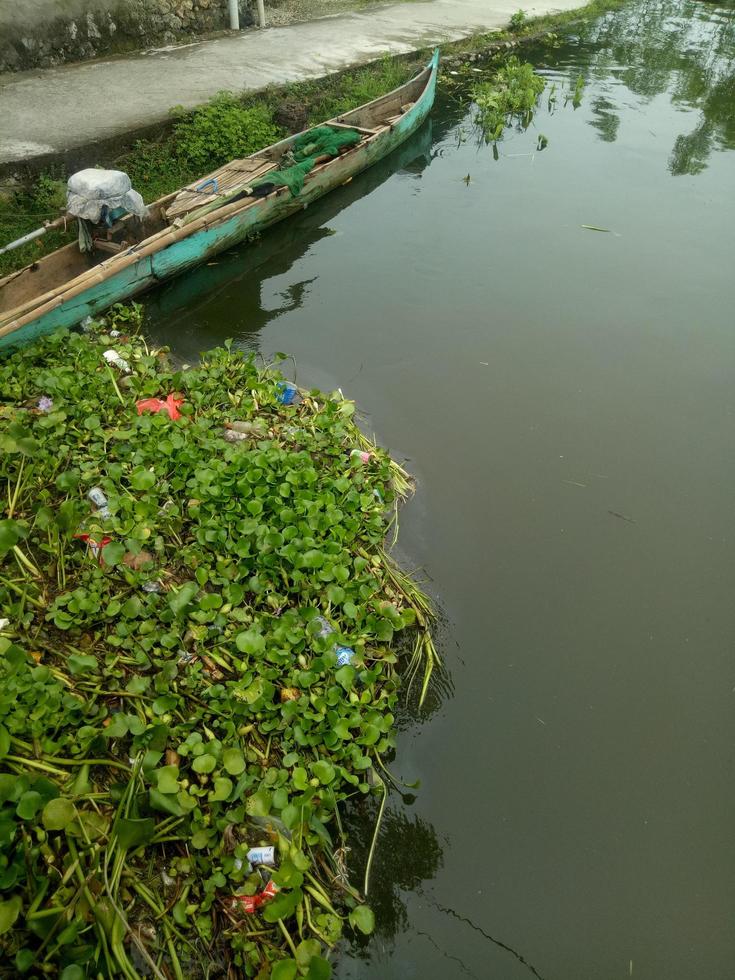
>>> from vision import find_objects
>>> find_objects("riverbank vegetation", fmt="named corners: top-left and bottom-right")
top-left (0, 308), bottom-right (437, 977)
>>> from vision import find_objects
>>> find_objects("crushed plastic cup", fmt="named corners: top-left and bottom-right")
top-left (247, 846), bottom-right (275, 866)
top-left (276, 382), bottom-right (298, 405)
top-left (103, 349), bottom-right (131, 372)
top-left (335, 646), bottom-right (355, 667)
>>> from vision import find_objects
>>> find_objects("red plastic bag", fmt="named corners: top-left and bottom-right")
top-left (136, 394), bottom-right (184, 420)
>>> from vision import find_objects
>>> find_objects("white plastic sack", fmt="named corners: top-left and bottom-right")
top-left (66, 168), bottom-right (147, 222)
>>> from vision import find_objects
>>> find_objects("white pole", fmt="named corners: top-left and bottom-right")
top-left (227, 0), bottom-right (239, 30)
top-left (256, 0), bottom-right (266, 28)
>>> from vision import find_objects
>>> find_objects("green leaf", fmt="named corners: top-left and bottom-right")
top-left (262, 887), bottom-right (302, 922)
top-left (349, 904), bottom-right (375, 935)
top-left (121, 596), bottom-right (142, 619)
top-left (42, 797), bottom-right (75, 831)
top-left (245, 789), bottom-right (272, 816)
top-left (281, 804), bottom-right (299, 829)
top-left (116, 817), bottom-right (155, 851)
top-left (271, 959), bottom-right (298, 980)
top-left (209, 777), bottom-right (233, 801)
top-left (335, 665), bottom-right (355, 690)
top-left (295, 938), bottom-right (321, 969)
top-left (0, 519), bottom-right (27, 558)
top-left (169, 581), bottom-right (198, 616)
top-left (222, 747), bottom-right (245, 775)
top-left (130, 468), bottom-right (156, 491)
top-left (235, 629), bottom-right (266, 655)
top-left (304, 956), bottom-right (332, 980)
top-left (101, 541), bottom-right (126, 565)
top-left (192, 754), bottom-right (216, 774)
top-left (311, 760), bottom-right (335, 785)
top-left (60, 966), bottom-right (85, 980)
top-left (16, 791), bottom-right (43, 820)
top-left (149, 788), bottom-right (185, 817)
top-left (0, 895), bottom-right (22, 935)
top-left (0, 724), bottom-right (10, 760)
top-left (156, 766), bottom-right (180, 794)
top-left (67, 653), bottom-right (97, 675)
top-left (15, 948), bottom-right (35, 973)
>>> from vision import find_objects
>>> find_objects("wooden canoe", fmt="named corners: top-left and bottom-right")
top-left (0, 49), bottom-right (439, 353)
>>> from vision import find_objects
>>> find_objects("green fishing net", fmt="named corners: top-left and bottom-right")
top-left (251, 125), bottom-right (362, 197)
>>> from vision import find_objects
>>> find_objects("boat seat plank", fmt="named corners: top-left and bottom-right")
top-left (329, 121), bottom-right (381, 135)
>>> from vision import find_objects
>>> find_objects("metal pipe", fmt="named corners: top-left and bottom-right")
top-left (256, 0), bottom-right (266, 28)
top-left (227, 0), bottom-right (239, 30)
top-left (0, 216), bottom-right (67, 257)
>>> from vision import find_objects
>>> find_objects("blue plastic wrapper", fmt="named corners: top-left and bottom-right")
top-left (276, 382), bottom-right (298, 405)
top-left (335, 646), bottom-right (355, 667)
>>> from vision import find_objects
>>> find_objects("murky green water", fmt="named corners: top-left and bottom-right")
top-left (146, 1), bottom-right (735, 976)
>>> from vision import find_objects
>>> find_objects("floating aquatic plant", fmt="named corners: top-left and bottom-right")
top-left (0, 308), bottom-right (436, 977)
top-left (471, 57), bottom-right (546, 142)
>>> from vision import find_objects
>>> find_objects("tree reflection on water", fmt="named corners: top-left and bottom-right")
top-left (577, 0), bottom-right (735, 174)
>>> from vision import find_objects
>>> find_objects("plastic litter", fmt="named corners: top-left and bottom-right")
top-left (313, 616), bottom-right (356, 667)
top-left (74, 533), bottom-right (113, 562)
top-left (335, 646), bottom-right (355, 667)
top-left (109, 329), bottom-right (121, 338)
top-left (87, 487), bottom-right (111, 519)
top-left (136, 394), bottom-right (184, 420)
top-left (87, 487), bottom-right (108, 509)
top-left (103, 349), bottom-right (131, 373)
top-left (80, 316), bottom-right (94, 331)
top-left (224, 429), bottom-right (249, 442)
top-left (247, 846), bottom-right (275, 866)
top-left (37, 396), bottom-right (53, 413)
top-left (0, 619), bottom-right (9, 631)
top-left (276, 382), bottom-right (299, 405)
top-left (142, 581), bottom-right (162, 594)
top-left (350, 449), bottom-right (372, 464)
top-left (234, 879), bottom-right (279, 914)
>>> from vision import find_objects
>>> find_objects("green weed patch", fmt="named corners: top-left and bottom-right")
top-left (0, 306), bottom-right (436, 977)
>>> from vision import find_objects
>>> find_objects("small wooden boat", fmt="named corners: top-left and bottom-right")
top-left (0, 50), bottom-right (439, 353)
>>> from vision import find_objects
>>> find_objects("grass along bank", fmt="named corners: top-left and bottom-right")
top-left (0, 306), bottom-right (437, 977)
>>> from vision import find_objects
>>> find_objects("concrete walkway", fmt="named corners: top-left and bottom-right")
top-left (0, 0), bottom-right (581, 167)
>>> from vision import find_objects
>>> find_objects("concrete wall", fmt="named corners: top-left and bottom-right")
top-left (0, 0), bottom-right (253, 72)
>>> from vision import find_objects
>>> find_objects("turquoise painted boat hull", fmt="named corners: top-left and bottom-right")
top-left (0, 50), bottom-right (439, 354)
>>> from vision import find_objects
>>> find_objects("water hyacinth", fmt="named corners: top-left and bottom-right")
top-left (0, 308), bottom-right (437, 978)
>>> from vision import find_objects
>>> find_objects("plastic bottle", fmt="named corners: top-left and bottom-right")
top-left (313, 616), bottom-right (355, 667)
